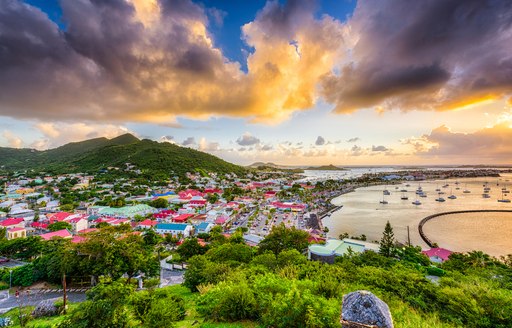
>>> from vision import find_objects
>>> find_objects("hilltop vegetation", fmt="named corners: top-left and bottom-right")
top-left (1, 225), bottom-right (510, 328)
top-left (0, 134), bottom-right (245, 177)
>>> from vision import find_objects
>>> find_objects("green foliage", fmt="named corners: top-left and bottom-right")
top-left (379, 221), bottom-right (396, 257)
top-left (148, 198), bottom-right (168, 209)
top-left (0, 134), bottom-right (246, 178)
top-left (47, 221), bottom-right (72, 232)
top-left (177, 238), bottom-right (208, 261)
top-left (258, 224), bottom-right (309, 255)
top-left (58, 281), bottom-right (136, 328)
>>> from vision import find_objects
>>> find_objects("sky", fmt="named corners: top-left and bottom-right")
top-left (1, 0), bottom-right (512, 166)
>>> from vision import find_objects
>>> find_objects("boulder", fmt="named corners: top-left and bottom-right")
top-left (31, 297), bottom-right (62, 318)
top-left (341, 290), bottom-right (393, 328)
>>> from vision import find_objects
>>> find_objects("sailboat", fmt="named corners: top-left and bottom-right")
top-left (498, 191), bottom-right (511, 203)
top-left (412, 195), bottom-right (421, 205)
top-left (435, 192), bottom-right (445, 202)
top-left (447, 189), bottom-right (457, 200)
top-left (380, 191), bottom-right (388, 204)
top-left (463, 184), bottom-right (471, 193)
top-left (400, 192), bottom-right (408, 200)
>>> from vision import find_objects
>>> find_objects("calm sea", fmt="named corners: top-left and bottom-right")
top-left (322, 174), bottom-right (512, 257)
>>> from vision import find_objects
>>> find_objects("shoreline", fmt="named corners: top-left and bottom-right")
top-left (418, 209), bottom-right (512, 248)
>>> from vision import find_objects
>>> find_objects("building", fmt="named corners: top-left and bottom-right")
top-left (195, 222), bottom-right (214, 234)
top-left (422, 248), bottom-right (453, 263)
top-left (155, 223), bottom-right (193, 238)
top-left (39, 229), bottom-right (73, 241)
top-left (1, 217), bottom-right (25, 229)
top-left (7, 227), bottom-right (26, 240)
top-left (308, 238), bottom-right (379, 264)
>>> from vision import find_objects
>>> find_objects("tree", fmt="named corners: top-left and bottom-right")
top-left (176, 238), bottom-right (208, 260)
top-left (258, 224), bottom-right (309, 255)
top-left (149, 198), bottom-right (168, 209)
top-left (57, 281), bottom-right (136, 328)
top-left (48, 221), bottom-right (72, 232)
top-left (379, 221), bottom-right (395, 257)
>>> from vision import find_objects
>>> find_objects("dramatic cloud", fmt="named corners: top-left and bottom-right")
top-left (349, 145), bottom-right (364, 156)
top-left (0, 0), bottom-right (344, 124)
top-left (321, 0), bottom-right (512, 113)
top-left (198, 137), bottom-right (220, 152)
top-left (414, 123), bottom-right (512, 162)
top-left (372, 145), bottom-right (389, 152)
top-left (32, 122), bottom-right (131, 149)
top-left (315, 136), bottom-right (325, 146)
top-left (236, 132), bottom-right (260, 146)
top-left (160, 135), bottom-right (175, 143)
top-left (2, 130), bottom-right (23, 148)
top-left (182, 137), bottom-right (196, 146)
top-left (347, 137), bottom-right (360, 143)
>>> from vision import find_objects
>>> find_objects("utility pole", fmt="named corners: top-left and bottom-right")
top-left (62, 272), bottom-right (67, 314)
top-left (407, 226), bottom-right (411, 247)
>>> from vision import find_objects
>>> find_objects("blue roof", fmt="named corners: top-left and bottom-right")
top-left (156, 223), bottom-right (188, 231)
top-left (153, 191), bottom-right (176, 197)
top-left (196, 222), bottom-right (210, 230)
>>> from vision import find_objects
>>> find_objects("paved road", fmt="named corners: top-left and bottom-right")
top-left (0, 292), bottom-right (86, 313)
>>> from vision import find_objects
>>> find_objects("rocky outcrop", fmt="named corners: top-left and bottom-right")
top-left (341, 291), bottom-right (393, 328)
top-left (31, 297), bottom-right (62, 318)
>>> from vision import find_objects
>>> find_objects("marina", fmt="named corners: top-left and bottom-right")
top-left (323, 174), bottom-right (512, 257)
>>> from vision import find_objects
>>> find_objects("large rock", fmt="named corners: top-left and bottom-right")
top-left (31, 297), bottom-right (62, 318)
top-left (341, 291), bottom-right (393, 328)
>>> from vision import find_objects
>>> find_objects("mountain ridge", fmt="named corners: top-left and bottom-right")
top-left (0, 133), bottom-right (245, 177)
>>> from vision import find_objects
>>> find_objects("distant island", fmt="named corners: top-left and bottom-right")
top-left (305, 164), bottom-right (346, 171)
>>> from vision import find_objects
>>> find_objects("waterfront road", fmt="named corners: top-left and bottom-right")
top-left (0, 292), bottom-right (87, 313)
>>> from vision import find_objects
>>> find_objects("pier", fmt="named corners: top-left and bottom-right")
top-left (418, 210), bottom-right (512, 248)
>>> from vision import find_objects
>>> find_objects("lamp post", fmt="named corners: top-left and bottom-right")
top-left (8, 270), bottom-right (12, 299)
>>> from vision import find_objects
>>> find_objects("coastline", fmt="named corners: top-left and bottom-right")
top-left (321, 174), bottom-right (512, 256)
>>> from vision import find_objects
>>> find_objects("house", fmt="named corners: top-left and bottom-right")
top-left (66, 217), bottom-right (88, 234)
top-left (422, 248), bottom-right (453, 263)
top-left (195, 222), bottom-right (214, 234)
top-left (39, 229), bottom-right (72, 241)
top-left (47, 212), bottom-right (72, 223)
top-left (155, 223), bottom-right (193, 238)
top-left (7, 227), bottom-right (26, 240)
top-left (137, 219), bottom-right (158, 229)
top-left (172, 214), bottom-right (194, 223)
top-left (308, 238), bottom-right (380, 264)
top-left (1, 218), bottom-right (25, 229)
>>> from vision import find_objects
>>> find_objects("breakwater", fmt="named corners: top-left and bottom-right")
top-left (418, 210), bottom-right (512, 248)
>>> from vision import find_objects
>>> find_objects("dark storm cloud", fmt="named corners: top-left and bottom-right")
top-left (182, 137), bottom-right (196, 146)
top-left (371, 145), bottom-right (388, 152)
top-left (236, 133), bottom-right (260, 146)
top-left (0, 0), bottom-right (248, 123)
top-left (315, 136), bottom-right (325, 146)
top-left (322, 0), bottom-right (512, 113)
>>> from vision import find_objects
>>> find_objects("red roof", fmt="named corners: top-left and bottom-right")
top-left (138, 219), bottom-right (158, 227)
top-left (7, 227), bottom-right (25, 232)
top-left (172, 214), bottom-right (194, 223)
top-left (204, 188), bottom-right (222, 194)
top-left (215, 217), bottom-right (227, 224)
top-left (1, 217), bottom-right (24, 227)
top-left (40, 229), bottom-right (72, 241)
top-left (422, 248), bottom-right (453, 261)
top-left (31, 222), bottom-right (49, 229)
top-left (47, 212), bottom-right (72, 223)
top-left (178, 189), bottom-right (204, 198)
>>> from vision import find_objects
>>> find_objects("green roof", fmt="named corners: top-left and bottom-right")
top-left (97, 204), bottom-right (155, 217)
top-left (309, 239), bottom-right (366, 256)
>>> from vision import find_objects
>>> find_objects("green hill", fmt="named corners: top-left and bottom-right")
top-left (306, 164), bottom-right (345, 171)
top-left (0, 134), bottom-right (245, 177)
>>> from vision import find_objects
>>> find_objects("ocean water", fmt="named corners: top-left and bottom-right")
top-left (323, 174), bottom-right (512, 257)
